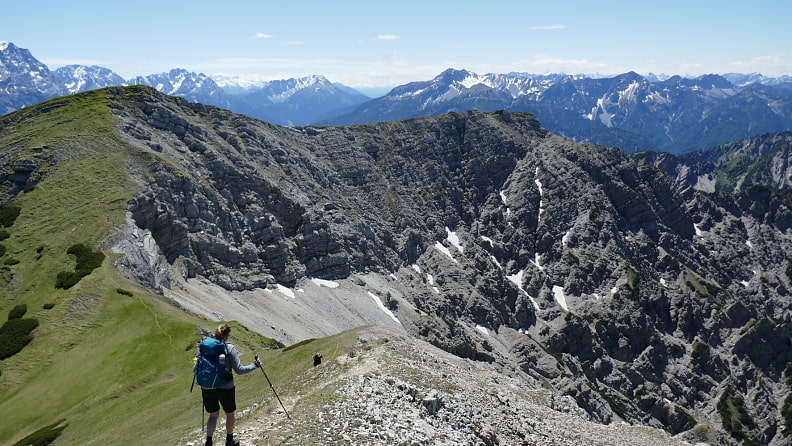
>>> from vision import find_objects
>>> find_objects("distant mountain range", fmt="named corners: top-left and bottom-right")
top-left (2, 41), bottom-right (792, 154)
top-left (0, 42), bottom-right (369, 126)
top-left (323, 69), bottom-right (792, 154)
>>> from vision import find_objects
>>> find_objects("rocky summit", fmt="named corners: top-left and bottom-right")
top-left (2, 85), bottom-right (791, 445)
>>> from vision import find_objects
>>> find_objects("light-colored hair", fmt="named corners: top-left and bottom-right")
top-left (214, 323), bottom-right (231, 340)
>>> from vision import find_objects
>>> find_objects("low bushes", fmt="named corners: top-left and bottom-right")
top-left (55, 243), bottom-right (105, 289)
top-left (8, 304), bottom-right (27, 320)
top-left (0, 205), bottom-right (21, 227)
top-left (0, 317), bottom-right (39, 360)
top-left (11, 418), bottom-right (68, 446)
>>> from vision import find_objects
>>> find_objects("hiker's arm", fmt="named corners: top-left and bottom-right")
top-left (228, 345), bottom-right (257, 375)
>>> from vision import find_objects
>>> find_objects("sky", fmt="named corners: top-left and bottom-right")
top-left (3, 0), bottom-right (791, 95)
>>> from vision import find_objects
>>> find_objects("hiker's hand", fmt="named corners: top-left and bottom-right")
top-left (254, 358), bottom-right (262, 368)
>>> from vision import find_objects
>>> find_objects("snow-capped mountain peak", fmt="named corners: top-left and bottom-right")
top-left (0, 41), bottom-right (62, 113)
top-left (53, 65), bottom-right (126, 93)
top-left (389, 68), bottom-right (565, 105)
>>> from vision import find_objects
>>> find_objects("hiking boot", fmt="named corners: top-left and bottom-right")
top-left (204, 437), bottom-right (212, 446)
top-left (225, 435), bottom-right (239, 446)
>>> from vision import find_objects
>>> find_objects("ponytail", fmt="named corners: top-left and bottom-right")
top-left (214, 323), bottom-right (231, 340)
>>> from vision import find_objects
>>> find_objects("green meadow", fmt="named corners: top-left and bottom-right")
top-left (0, 88), bottom-right (353, 445)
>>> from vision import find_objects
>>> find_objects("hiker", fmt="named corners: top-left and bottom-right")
top-left (313, 352), bottom-right (323, 366)
top-left (200, 323), bottom-right (261, 446)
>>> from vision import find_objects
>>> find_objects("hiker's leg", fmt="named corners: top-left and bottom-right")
top-left (217, 387), bottom-right (238, 445)
top-left (206, 411), bottom-right (219, 437)
top-left (217, 387), bottom-right (237, 435)
top-left (224, 412), bottom-right (239, 445)
top-left (202, 387), bottom-right (222, 442)
top-left (225, 411), bottom-right (235, 435)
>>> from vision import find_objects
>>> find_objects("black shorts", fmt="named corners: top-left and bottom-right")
top-left (201, 386), bottom-right (236, 413)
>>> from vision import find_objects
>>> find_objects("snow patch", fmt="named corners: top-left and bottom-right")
top-left (500, 190), bottom-right (512, 217)
top-left (745, 240), bottom-right (754, 249)
top-left (693, 223), bottom-right (704, 237)
top-left (311, 277), bottom-right (340, 288)
top-left (434, 242), bottom-right (457, 263)
top-left (427, 274), bottom-right (435, 286)
top-left (530, 254), bottom-right (544, 271)
top-left (694, 174), bottom-right (716, 193)
top-left (552, 285), bottom-right (569, 312)
top-left (562, 229), bottom-right (572, 247)
top-left (619, 81), bottom-right (640, 103)
top-left (367, 292), bottom-right (401, 325)
top-left (507, 270), bottom-right (524, 288)
top-left (411, 264), bottom-right (422, 274)
top-left (446, 227), bottom-right (464, 253)
top-left (480, 236), bottom-right (501, 268)
top-left (460, 73), bottom-right (491, 89)
top-left (507, 269), bottom-right (540, 311)
top-left (643, 91), bottom-right (670, 105)
top-left (535, 167), bottom-right (545, 225)
top-left (270, 284), bottom-right (295, 299)
top-left (489, 254), bottom-right (503, 270)
top-left (599, 98), bottom-right (615, 127)
top-left (475, 324), bottom-right (489, 336)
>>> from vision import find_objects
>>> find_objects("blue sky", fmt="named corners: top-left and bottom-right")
top-left (3, 0), bottom-right (790, 92)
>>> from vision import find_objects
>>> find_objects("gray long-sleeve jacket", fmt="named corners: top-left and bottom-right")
top-left (216, 342), bottom-right (257, 389)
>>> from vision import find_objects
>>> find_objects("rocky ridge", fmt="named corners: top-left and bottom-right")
top-left (183, 326), bottom-right (692, 446)
top-left (3, 86), bottom-right (791, 444)
top-left (100, 86), bottom-right (792, 445)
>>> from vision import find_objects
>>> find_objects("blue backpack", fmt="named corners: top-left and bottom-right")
top-left (194, 338), bottom-right (231, 388)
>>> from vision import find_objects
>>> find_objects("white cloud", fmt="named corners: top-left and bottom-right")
top-left (511, 54), bottom-right (614, 74)
top-left (375, 34), bottom-right (400, 41)
top-left (252, 33), bottom-right (274, 39)
top-left (727, 55), bottom-right (792, 76)
top-left (530, 25), bottom-right (567, 30)
top-left (287, 41), bottom-right (304, 45)
top-left (199, 56), bottom-right (446, 89)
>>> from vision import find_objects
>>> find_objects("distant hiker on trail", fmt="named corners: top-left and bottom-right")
top-left (313, 352), bottom-right (323, 366)
top-left (199, 323), bottom-right (261, 446)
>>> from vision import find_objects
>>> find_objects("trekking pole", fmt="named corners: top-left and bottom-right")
top-left (255, 355), bottom-right (291, 419)
top-left (190, 356), bottom-right (204, 430)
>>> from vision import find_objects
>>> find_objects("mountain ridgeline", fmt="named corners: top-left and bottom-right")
top-left (3, 41), bottom-right (792, 157)
top-left (1, 86), bottom-right (791, 444)
top-left (0, 42), bottom-right (370, 127)
top-left (323, 69), bottom-right (792, 155)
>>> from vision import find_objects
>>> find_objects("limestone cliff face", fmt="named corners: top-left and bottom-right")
top-left (88, 87), bottom-right (792, 444)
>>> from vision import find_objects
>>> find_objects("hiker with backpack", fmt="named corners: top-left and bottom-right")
top-left (195, 323), bottom-right (262, 446)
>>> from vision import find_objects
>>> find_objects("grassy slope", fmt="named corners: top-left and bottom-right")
top-left (0, 89), bottom-right (282, 445)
